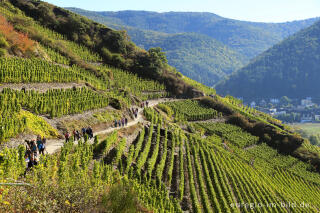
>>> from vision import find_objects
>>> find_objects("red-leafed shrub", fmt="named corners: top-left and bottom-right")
top-left (0, 15), bottom-right (35, 54)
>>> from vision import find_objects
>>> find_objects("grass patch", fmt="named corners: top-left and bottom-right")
top-left (59, 109), bottom-right (121, 132)
top-left (93, 110), bottom-right (121, 122)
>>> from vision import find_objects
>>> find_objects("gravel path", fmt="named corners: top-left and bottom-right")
top-left (0, 83), bottom-right (86, 92)
top-left (44, 98), bottom-right (169, 154)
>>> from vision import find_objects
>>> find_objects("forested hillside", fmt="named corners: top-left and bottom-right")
top-left (0, 1), bottom-right (319, 212)
top-left (127, 31), bottom-right (246, 86)
top-left (66, 8), bottom-right (319, 86)
top-left (216, 20), bottom-right (320, 99)
top-left (68, 9), bottom-right (319, 58)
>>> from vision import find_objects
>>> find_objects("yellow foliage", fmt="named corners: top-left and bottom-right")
top-left (18, 110), bottom-right (59, 138)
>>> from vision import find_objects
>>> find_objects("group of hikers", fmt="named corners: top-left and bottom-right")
top-left (113, 101), bottom-right (150, 127)
top-left (64, 127), bottom-right (94, 143)
top-left (24, 135), bottom-right (47, 175)
top-left (131, 108), bottom-right (139, 119)
top-left (114, 117), bottom-right (128, 127)
top-left (140, 101), bottom-right (149, 108)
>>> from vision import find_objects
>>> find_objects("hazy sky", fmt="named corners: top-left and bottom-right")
top-left (44, 0), bottom-right (320, 23)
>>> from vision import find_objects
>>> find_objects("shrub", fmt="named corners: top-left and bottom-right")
top-left (0, 15), bottom-right (35, 54)
top-left (157, 103), bottom-right (173, 118)
top-left (0, 48), bottom-right (6, 57)
top-left (199, 96), bottom-right (234, 115)
top-left (111, 53), bottom-right (126, 68)
top-left (226, 113), bottom-right (252, 130)
top-left (0, 36), bottom-right (9, 48)
top-left (101, 182), bottom-right (140, 213)
top-left (101, 47), bottom-right (113, 62)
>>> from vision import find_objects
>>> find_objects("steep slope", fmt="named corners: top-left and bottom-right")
top-left (216, 20), bottom-right (320, 100)
top-left (8, 0), bottom-right (213, 98)
top-left (0, 0), bottom-right (214, 143)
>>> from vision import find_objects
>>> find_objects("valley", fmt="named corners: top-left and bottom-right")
top-left (0, 0), bottom-right (319, 212)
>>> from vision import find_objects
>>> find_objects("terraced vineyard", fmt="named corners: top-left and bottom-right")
top-left (0, 0), bottom-right (320, 212)
top-left (0, 134), bottom-right (181, 212)
top-left (0, 57), bottom-right (107, 89)
top-left (232, 142), bottom-right (320, 185)
top-left (101, 115), bottom-right (320, 212)
top-left (164, 100), bottom-right (219, 121)
top-left (0, 1), bottom-right (169, 143)
top-left (196, 122), bottom-right (259, 148)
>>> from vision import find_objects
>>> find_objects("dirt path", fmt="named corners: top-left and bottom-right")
top-left (243, 144), bottom-right (257, 150)
top-left (190, 118), bottom-right (226, 123)
top-left (44, 98), bottom-right (170, 154)
top-left (0, 83), bottom-right (86, 92)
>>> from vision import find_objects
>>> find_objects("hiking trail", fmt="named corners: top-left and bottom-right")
top-left (44, 98), bottom-right (171, 154)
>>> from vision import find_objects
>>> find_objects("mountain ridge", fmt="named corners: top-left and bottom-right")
top-left (67, 8), bottom-right (319, 57)
top-left (66, 7), bottom-right (320, 86)
top-left (215, 19), bottom-right (320, 100)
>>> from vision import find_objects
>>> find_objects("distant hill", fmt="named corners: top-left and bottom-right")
top-left (66, 8), bottom-right (319, 86)
top-left (66, 8), bottom-right (248, 86)
top-left (68, 8), bottom-right (319, 58)
top-left (127, 30), bottom-right (246, 86)
top-left (215, 20), bottom-right (320, 100)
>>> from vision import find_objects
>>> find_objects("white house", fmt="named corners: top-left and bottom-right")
top-left (301, 113), bottom-right (313, 122)
top-left (301, 97), bottom-right (313, 107)
top-left (314, 115), bottom-right (320, 121)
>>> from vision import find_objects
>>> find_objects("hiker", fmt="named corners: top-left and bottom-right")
top-left (89, 127), bottom-right (94, 139)
top-left (133, 108), bottom-right (138, 118)
top-left (86, 127), bottom-right (93, 139)
top-left (36, 135), bottom-right (41, 145)
top-left (36, 136), bottom-right (43, 155)
top-left (24, 146), bottom-right (32, 164)
top-left (73, 129), bottom-right (77, 141)
top-left (75, 130), bottom-right (81, 141)
top-left (65, 131), bottom-right (70, 143)
top-left (82, 127), bottom-right (86, 137)
top-left (30, 140), bottom-right (37, 157)
top-left (39, 136), bottom-right (46, 155)
top-left (114, 120), bottom-right (118, 127)
top-left (125, 117), bottom-right (128, 126)
top-left (118, 120), bottom-right (121, 127)
top-left (25, 140), bottom-right (31, 150)
top-left (146, 101), bottom-right (149, 107)
top-left (121, 118), bottom-right (125, 127)
top-left (36, 135), bottom-right (42, 150)
top-left (24, 153), bottom-right (38, 176)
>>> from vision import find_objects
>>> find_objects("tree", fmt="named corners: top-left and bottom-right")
top-left (147, 47), bottom-right (168, 74)
top-left (280, 96), bottom-right (291, 106)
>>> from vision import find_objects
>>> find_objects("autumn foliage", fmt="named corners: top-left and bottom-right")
top-left (0, 15), bottom-right (35, 54)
